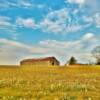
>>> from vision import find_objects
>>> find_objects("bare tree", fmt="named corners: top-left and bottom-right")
top-left (92, 46), bottom-right (100, 65)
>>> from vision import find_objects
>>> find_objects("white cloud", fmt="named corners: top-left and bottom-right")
top-left (39, 8), bottom-right (92, 34)
top-left (40, 19), bottom-right (64, 33)
top-left (39, 33), bottom-right (99, 64)
top-left (66, 0), bottom-right (85, 4)
top-left (16, 17), bottom-right (36, 29)
top-left (0, 16), bottom-right (17, 32)
top-left (0, 33), bottom-right (99, 65)
top-left (65, 0), bottom-right (100, 17)
top-left (82, 33), bottom-right (95, 40)
top-left (0, 16), bottom-right (11, 27)
top-left (0, 0), bottom-right (32, 9)
top-left (17, 0), bottom-right (46, 9)
top-left (0, 38), bottom-right (51, 55)
top-left (94, 13), bottom-right (100, 28)
top-left (0, 38), bottom-right (51, 65)
top-left (18, 0), bottom-right (32, 8)
top-left (40, 40), bottom-right (69, 49)
top-left (0, 16), bottom-right (19, 40)
top-left (81, 13), bottom-right (100, 28)
top-left (0, 0), bottom-right (46, 9)
top-left (0, 39), bottom-right (30, 49)
top-left (65, 24), bottom-right (82, 33)
top-left (84, 0), bottom-right (100, 14)
top-left (39, 8), bottom-right (68, 34)
top-left (0, 39), bottom-right (30, 65)
top-left (82, 16), bottom-right (93, 23)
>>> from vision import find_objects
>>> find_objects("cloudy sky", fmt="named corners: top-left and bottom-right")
top-left (0, 0), bottom-right (100, 65)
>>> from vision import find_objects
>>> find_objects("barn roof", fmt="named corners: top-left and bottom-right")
top-left (20, 57), bottom-right (58, 63)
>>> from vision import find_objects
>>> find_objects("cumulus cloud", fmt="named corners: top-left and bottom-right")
top-left (82, 13), bottom-right (100, 28)
top-left (11, 1), bottom-right (99, 35)
top-left (0, 16), bottom-right (17, 32)
top-left (0, 32), bottom-right (99, 65)
top-left (0, 16), bottom-right (19, 40)
top-left (39, 33), bottom-right (97, 53)
top-left (0, 0), bottom-right (46, 9)
top-left (82, 16), bottom-right (93, 23)
top-left (0, 16), bottom-right (11, 27)
top-left (67, 0), bottom-right (85, 4)
top-left (18, 0), bottom-right (32, 8)
top-left (0, 0), bottom-right (30, 9)
top-left (39, 33), bottom-right (99, 64)
top-left (0, 38), bottom-right (51, 65)
top-left (66, 0), bottom-right (100, 14)
top-left (67, 0), bottom-right (100, 19)
top-left (94, 13), bottom-right (100, 28)
top-left (16, 17), bottom-right (36, 29)
top-left (82, 33), bottom-right (95, 40)
top-left (84, 0), bottom-right (100, 14)
top-left (39, 8), bottom-right (69, 33)
top-left (1, 4), bottom-right (98, 36)
top-left (39, 8), bottom-right (91, 34)
top-left (0, 39), bottom-right (30, 65)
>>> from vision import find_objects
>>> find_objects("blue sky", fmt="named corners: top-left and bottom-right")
top-left (0, 0), bottom-right (100, 65)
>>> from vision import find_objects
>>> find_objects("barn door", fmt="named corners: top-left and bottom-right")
top-left (52, 62), bottom-right (54, 66)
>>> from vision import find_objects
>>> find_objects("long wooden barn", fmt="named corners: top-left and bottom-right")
top-left (20, 57), bottom-right (60, 66)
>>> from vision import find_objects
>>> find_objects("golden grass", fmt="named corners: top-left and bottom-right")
top-left (0, 65), bottom-right (100, 100)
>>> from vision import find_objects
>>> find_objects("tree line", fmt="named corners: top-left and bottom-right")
top-left (67, 46), bottom-right (100, 65)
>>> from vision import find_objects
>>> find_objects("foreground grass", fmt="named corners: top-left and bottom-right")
top-left (0, 65), bottom-right (100, 100)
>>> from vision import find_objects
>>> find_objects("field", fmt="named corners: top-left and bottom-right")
top-left (0, 65), bottom-right (100, 100)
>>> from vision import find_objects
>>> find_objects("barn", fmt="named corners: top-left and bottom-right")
top-left (20, 57), bottom-right (60, 66)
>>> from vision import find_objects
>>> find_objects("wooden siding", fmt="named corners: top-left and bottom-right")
top-left (20, 57), bottom-right (60, 66)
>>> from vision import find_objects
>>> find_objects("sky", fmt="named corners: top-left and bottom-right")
top-left (0, 0), bottom-right (100, 65)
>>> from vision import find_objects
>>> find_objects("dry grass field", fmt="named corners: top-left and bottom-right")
top-left (0, 65), bottom-right (100, 100)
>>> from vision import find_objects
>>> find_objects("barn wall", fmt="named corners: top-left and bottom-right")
top-left (21, 61), bottom-right (51, 66)
top-left (20, 58), bottom-right (60, 66)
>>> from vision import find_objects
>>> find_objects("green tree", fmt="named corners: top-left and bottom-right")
top-left (68, 56), bottom-right (77, 65)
